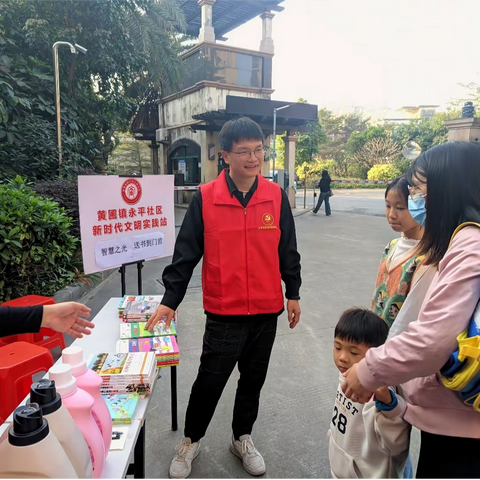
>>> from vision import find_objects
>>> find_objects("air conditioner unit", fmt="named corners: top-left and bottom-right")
top-left (156, 128), bottom-right (169, 142)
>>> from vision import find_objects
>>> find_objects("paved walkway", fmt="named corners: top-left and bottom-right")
top-left (81, 206), bottom-right (420, 478)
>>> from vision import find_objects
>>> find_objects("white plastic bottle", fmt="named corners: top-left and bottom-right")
top-left (49, 363), bottom-right (105, 478)
top-left (29, 379), bottom-right (93, 478)
top-left (0, 403), bottom-right (78, 478)
top-left (62, 345), bottom-right (112, 455)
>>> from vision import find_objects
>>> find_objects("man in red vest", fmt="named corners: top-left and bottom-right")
top-left (147, 117), bottom-right (301, 478)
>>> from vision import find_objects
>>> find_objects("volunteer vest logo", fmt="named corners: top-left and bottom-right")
top-left (262, 213), bottom-right (274, 225)
top-left (121, 179), bottom-right (142, 205)
top-left (260, 213), bottom-right (277, 230)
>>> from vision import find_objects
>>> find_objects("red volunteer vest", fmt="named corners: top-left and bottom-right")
top-left (201, 170), bottom-right (284, 316)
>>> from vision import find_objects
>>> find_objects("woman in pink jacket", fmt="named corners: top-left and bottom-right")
top-left (343, 141), bottom-right (480, 478)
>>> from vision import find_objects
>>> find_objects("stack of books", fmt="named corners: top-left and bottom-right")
top-left (120, 320), bottom-right (177, 339)
top-left (116, 335), bottom-right (180, 368)
top-left (103, 393), bottom-right (140, 424)
top-left (118, 295), bottom-right (178, 324)
top-left (88, 352), bottom-right (157, 396)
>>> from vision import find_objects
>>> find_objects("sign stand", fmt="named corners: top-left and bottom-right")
top-left (119, 260), bottom-right (145, 297)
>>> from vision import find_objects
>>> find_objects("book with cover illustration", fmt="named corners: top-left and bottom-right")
top-left (121, 299), bottom-right (161, 321)
top-left (103, 394), bottom-right (139, 424)
top-left (118, 295), bottom-right (178, 324)
top-left (118, 295), bottom-right (163, 312)
top-left (120, 320), bottom-right (177, 339)
top-left (116, 336), bottom-right (179, 356)
top-left (88, 352), bottom-right (156, 379)
top-left (116, 335), bottom-right (179, 367)
top-left (100, 384), bottom-right (152, 396)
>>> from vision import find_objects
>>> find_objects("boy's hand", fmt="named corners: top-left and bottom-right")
top-left (146, 305), bottom-right (175, 332)
top-left (287, 300), bottom-right (301, 329)
top-left (374, 386), bottom-right (393, 405)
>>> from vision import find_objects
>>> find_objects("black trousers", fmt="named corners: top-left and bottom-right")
top-left (416, 430), bottom-right (480, 478)
top-left (184, 316), bottom-right (278, 443)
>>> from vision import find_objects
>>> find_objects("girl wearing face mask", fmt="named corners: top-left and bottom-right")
top-left (343, 142), bottom-right (480, 478)
top-left (372, 176), bottom-right (427, 328)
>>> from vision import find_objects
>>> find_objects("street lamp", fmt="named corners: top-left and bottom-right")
top-left (271, 104), bottom-right (292, 183)
top-left (53, 42), bottom-right (87, 166)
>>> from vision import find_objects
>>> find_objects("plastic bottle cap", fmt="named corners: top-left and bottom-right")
top-left (29, 379), bottom-right (62, 416)
top-left (9, 403), bottom-right (49, 447)
top-left (62, 345), bottom-right (87, 376)
top-left (48, 363), bottom-right (77, 396)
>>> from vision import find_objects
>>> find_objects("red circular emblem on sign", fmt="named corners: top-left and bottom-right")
top-left (121, 179), bottom-right (142, 205)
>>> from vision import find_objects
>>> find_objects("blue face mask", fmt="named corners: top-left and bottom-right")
top-left (408, 194), bottom-right (426, 227)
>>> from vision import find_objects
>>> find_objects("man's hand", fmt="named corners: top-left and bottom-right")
top-left (342, 363), bottom-right (374, 404)
top-left (146, 304), bottom-right (175, 332)
top-left (42, 302), bottom-right (94, 339)
top-left (287, 300), bottom-right (301, 329)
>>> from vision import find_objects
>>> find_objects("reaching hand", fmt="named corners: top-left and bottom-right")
top-left (341, 363), bottom-right (374, 404)
top-left (146, 304), bottom-right (175, 332)
top-left (287, 300), bottom-right (301, 329)
top-left (41, 302), bottom-right (94, 339)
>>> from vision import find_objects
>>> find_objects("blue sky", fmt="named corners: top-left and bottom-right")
top-left (224, 0), bottom-right (480, 115)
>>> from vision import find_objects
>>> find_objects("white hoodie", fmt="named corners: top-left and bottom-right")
top-left (328, 375), bottom-right (411, 478)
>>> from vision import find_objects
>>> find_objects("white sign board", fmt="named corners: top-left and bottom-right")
top-left (78, 175), bottom-right (175, 274)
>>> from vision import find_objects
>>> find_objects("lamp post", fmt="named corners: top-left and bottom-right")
top-left (53, 42), bottom-right (87, 166)
top-left (272, 104), bottom-right (292, 183)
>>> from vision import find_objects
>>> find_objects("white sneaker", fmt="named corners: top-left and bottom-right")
top-left (169, 438), bottom-right (201, 479)
top-left (230, 434), bottom-right (266, 476)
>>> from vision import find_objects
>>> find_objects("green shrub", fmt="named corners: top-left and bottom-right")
top-left (331, 183), bottom-right (387, 189)
top-left (33, 179), bottom-right (80, 240)
top-left (367, 164), bottom-right (402, 181)
top-left (347, 163), bottom-right (369, 179)
top-left (392, 157), bottom-right (412, 175)
top-left (0, 176), bottom-right (78, 301)
top-left (297, 159), bottom-right (337, 187)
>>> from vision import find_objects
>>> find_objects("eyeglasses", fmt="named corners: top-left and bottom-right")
top-left (229, 146), bottom-right (267, 161)
top-left (408, 183), bottom-right (427, 195)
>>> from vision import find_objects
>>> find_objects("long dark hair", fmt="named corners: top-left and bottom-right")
top-left (385, 175), bottom-right (409, 204)
top-left (406, 141), bottom-right (480, 266)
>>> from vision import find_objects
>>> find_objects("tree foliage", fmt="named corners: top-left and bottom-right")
top-left (353, 137), bottom-right (401, 170)
top-left (346, 126), bottom-right (387, 157)
top-left (313, 107), bottom-right (454, 179)
top-left (388, 113), bottom-right (454, 154)
top-left (0, 0), bottom-right (185, 180)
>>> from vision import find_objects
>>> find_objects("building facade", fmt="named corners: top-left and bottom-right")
top-left (152, 0), bottom-right (317, 206)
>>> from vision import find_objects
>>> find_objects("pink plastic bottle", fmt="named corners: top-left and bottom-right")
top-left (62, 346), bottom-right (112, 455)
top-left (49, 363), bottom-right (105, 479)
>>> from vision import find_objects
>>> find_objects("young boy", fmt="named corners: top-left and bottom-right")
top-left (329, 308), bottom-right (410, 478)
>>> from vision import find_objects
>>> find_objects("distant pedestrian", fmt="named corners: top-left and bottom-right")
top-left (312, 170), bottom-right (332, 216)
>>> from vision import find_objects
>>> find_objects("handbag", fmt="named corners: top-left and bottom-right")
top-left (440, 222), bottom-right (480, 411)
top-left (329, 189), bottom-right (334, 197)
